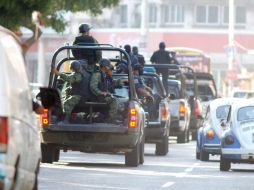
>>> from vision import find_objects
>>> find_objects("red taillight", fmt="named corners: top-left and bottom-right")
top-left (206, 130), bottom-right (215, 140)
top-left (225, 135), bottom-right (234, 145)
top-left (160, 103), bottom-right (168, 121)
top-left (129, 108), bottom-right (137, 128)
top-left (40, 109), bottom-right (49, 126)
top-left (194, 100), bottom-right (202, 117)
top-left (179, 102), bottom-right (185, 118)
top-left (0, 117), bottom-right (8, 152)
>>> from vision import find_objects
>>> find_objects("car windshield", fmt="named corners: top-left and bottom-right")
top-left (216, 105), bottom-right (230, 119)
top-left (237, 106), bottom-right (254, 121)
top-left (186, 82), bottom-right (195, 97)
top-left (167, 81), bottom-right (180, 99)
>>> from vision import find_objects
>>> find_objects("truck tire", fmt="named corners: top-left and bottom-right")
top-left (220, 157), bottom-right (231, 171)
top-left (200, 149), bottom-right (209, 161)
top-left (125, 142), bottom-right (140, 167)
top-left (192, 130), bottom-right (197, 140)
top-left (177, 129), bottom-right (187, 144)
top-left (139, 136), bottom-right (145, 164)
top-left (54, 148), bottom-right (60, 162)
top-left (41, 143), bottom-right (54, 164)
top-left (187, 129), bottom-right (190, 142)
top-left (155, 135), bottom-right (169, 156)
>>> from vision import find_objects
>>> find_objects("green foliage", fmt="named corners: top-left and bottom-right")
top-left (0, 0), bottom-right (119, 32)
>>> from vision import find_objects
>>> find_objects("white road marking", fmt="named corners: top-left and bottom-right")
top-left (177, 163), bottom-right (200, 178)
top-left (161, 181), bottom-right (175, 188)
top-left (39, 177), bottom-right (130, 189)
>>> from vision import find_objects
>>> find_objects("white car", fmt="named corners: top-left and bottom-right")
top-left (220, 99), bottom-right (254, 171)
top-left (0, 27), bottom-right (41, 190)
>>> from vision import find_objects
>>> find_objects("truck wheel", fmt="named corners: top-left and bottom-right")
top-left (139, 136), bottom-right (145, 164)
top-left (177, 130), bottom-right (187, 144)
top-left (196, 152), bottom-right (200, 160)
top-left (125, 142), bottom-right (140, 167)
top-left (200, 149), bottom-right (209, 161)
top-left (192, 130), bottom-right (197, 140)
top-left (187, 129), bottom-right (190, 142)
top-left (41, 143), bottom-right (54, 164)
top-left (54, 148), bottom-right (60, 162)
top-left (220, 157), bottom-right (231, 171)
top-left (155, 135), bottom-right (169, 156)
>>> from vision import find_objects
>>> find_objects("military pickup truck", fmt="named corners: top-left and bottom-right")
top-left (141, 72), bottom-right (170, 155)
top-left (38, 45), bottom-right (146, 167)
top-left (144, 64), bottom-right (191, 143)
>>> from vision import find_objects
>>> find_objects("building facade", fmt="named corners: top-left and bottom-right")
top-left (26, 0), bottom-right (254, 93)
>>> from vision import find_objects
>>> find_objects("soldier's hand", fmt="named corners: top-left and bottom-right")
top-left (101, 92), bottom-right (108, 96)
top-left (52, 68), bottom-right (60, 75)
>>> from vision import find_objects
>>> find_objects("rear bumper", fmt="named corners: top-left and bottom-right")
top-left (145, 124), bottom-right (167, 143)
top-left (170, 120), bottom-right (186, 135)
top-left (222, 148), bottom-right (254, 155)
top-left (40, 124), bottom-right (141, 152)
top-left (203, 144), bottom-right (221, 154)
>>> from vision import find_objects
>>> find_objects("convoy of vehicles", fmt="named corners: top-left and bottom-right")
top-left (0, 27), bottom-right (41, 190)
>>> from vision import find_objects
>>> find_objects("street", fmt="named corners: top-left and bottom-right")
top-left (39, 139), bottom-right (254, 190)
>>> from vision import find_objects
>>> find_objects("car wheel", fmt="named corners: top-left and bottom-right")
top-left (156, 134), bottom-right (169, 156)
top-left (41, 143), bottom-right (54, 164)
top-left (139, 136), bottom-right (145, 164)
top-left (200, 149), bottom-right (209, 161)
top-left (125, 141), bottom-right (140, 167)
top-left (220, 157), bottom-right (231, 171)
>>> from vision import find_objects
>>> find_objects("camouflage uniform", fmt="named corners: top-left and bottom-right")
top-left (90, 72), bottom-right (118, 121)
top-left (60, 72), bottom-right (82, 116)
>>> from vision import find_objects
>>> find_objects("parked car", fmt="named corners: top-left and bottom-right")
top-left (220, 100), bottom-right (254, 171)
top-left (38, 45), bottom-right (146, 167)
top-left (0, 27), bottom-right (41, 190)
top-left (141, 73), bottom-right (170, 155)
top-left (196, 98), bottom-right (236, 161)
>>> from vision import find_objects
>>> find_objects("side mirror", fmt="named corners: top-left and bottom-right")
top-left (220, 119), bottom-right (226, 127)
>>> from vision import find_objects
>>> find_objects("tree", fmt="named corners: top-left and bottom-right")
top-left (0, 0), bottom-right (119, 32)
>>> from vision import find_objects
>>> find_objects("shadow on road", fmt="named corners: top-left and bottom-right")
top-left (55, 161), bottom-right (129, 168)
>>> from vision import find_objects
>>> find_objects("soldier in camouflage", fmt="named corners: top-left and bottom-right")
top-left (90, 58), bottom-right (118, 123)
top-left (52, 61), bottom-right (83, 121)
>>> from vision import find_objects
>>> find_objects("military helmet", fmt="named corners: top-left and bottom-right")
top-left (70, 60), bottom-right (81, 72)
top-left (99, 58), bottom-right (112, 68)
top-left (79, 23), bottom-right (92, 33)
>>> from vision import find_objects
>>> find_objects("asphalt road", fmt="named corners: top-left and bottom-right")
top-left (39, 139), bottom-right (254, 190)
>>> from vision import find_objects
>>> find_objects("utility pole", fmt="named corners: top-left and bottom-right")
top-left (140, 0), bottom-right (148, 56)
top-left (227, 0), bottom-right (235, 96)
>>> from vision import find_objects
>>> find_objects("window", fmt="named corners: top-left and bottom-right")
top-left (149, 4), bottom-right (157, 23)
top-left (222, 6), bottom-right (246, 25)
top-left (196, 5), bottom-right (219, 24)
top-left (162, 4), bottom-right (185, 24)
top-left (236, 6), bottom-right (246, 24)
top-left (119, 5), bottom-right (127, 24)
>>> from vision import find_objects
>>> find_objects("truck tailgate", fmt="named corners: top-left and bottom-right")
top-left (169, 100), bottom-right (180, 119)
